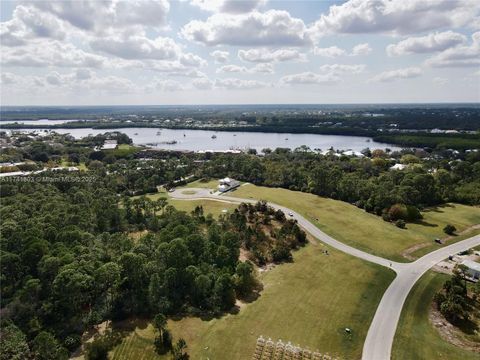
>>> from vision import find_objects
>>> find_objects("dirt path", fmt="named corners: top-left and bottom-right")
top-left (429, 304), bottom-right (480, 353)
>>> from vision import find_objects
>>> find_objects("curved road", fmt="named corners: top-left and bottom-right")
top-left (169, 188), bottom-right (480, 360)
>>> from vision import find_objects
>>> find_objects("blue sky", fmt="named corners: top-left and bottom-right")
top-left (1, 0), bottom-right (479, 105)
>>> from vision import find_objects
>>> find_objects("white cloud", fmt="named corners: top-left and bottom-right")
top-left (153, 79), bottom-right (184, 92)
top-left (181, 10), bottom-right (311, 46)
top-left (180, 53), bottom-right (208, 67)
top-left (251, 63), bottom-right (274, 73)
top-left (280, 72), bottom-right (339, 85)
top-left (217, 64), bottom-right (248, 73)
top-left (238, 48), bottom-right (305, 63)
top-left (46, 71), bottom-right (62, 85)
top-left (90, 35), bottom-right (181, 60)
top-left (32, 0), bottom-right (170, 34)
top-left (1, 40), bottom-right (106, 68)
top-left (1, 72), bottom-right (17, 85)
top-left (190, 0), bottom-right (266, 14)
top-left (433, 77), bottom-right (448, 85)
top-left (425, 32), bottom-right (480, 67)
top-left (319, 64), bottom-right (365, 74)
top-left (313, 46), bottom-right (346, 58)
top-left (370, 67), bottom-right (422, 82)
top-left (351, 43), bottom-right (371, 56)
top-left (215, 78), bottom-right (268, 89)
top-left (387, 31), bottom-right (467, 56)
top-left (310, 0), bottom-right (480, 36)
top-left (192, 77), bottom-right (214, 90)
top-left (217, 63), bottom-right (274, 74)
top-left (0, 5), bottom-right (66, 46)
top-left (75, 68), bottom-right (93, 80)
top-left (210, 50), bottom-right (229, 63)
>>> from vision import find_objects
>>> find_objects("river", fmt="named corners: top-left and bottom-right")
top-left (8, 126), bottom-right (402, 152)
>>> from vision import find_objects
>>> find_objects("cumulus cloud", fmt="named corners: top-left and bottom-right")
top-left (181, 10), bottom-right (311, 46)
top-left (318, 64), bottom-right (365, 74)
top-left (280, 72), bottom-right (339, 85)
top-left (210, 50), bottom-right (229, 63)
top-left (75, 68), bottom-right (93, 80)
top-left (1, 41), bottom-right (106, 68)
top-left (310, 0), bottom-right (480, 36)
top-left (32, 0), bottom-right (170, 34)
top-left (215, 78), bottom-right (268, 89)
top-left (0, 5), bottom-right (66, 46)
top-left (313, 46), bottom-right (346, 58)
top-left (425, 32), bottom-right (480, 67)
top-left (216, 65), bottom-right (248, 73)
top-left (238, 48), bottom-right (305, 62)
top-left (90, 35), bottom-right (181, 60)
top-left (351, 43), bottom-right (372, 56)
top-left (190, 0), bottom-right (266, 14)
top-left (370, 67), bottom-right (422, 82)
top-left (251, 63), bottom-right (274, 73)
top-left (216, 63), bottom-right (274, 74)
top-left (192, 77), bottom-right (214, 90)
top-left (387, 31), bottom-right (467, 56)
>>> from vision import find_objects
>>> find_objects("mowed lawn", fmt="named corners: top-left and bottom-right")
top-left (227, 184), bottom-right (480, 262)
top-left (392, 271), bottom-right (479, 360)
top-left (135, 190), bottom-right (238, 218)
top-left (112, 244), bottom-right (395, 360)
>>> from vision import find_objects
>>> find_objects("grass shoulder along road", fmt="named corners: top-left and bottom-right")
top-left (111, 244), bottom-right (395, 360)
top-left (226, 183), bottom-right (480, 262)
top-left (392, 271), bottom-right (479, 360)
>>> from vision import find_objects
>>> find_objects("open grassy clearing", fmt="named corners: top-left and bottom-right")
top-left (183, 178), bottom-right (220, 190)
top-left (226, 184), bottom-right (480, 262)
top-left (392, 271), bottom-right (479, 360)
top-left (409, 228), bottom-right (480, 259)
top-left (111, 244), bottom-right (395, 360)
top-left (135, 190), bottom-right (237, 218)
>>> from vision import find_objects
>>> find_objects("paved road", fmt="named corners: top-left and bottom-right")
top-left (169, 188), bottom-right (480, 360)
top-left (362, 234), bottom-right (480, 360)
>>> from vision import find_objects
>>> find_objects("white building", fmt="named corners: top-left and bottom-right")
top-left (101, 140), bottom-right (118, 150)
top-left (461, 260), bottom-right (480, 280)
top-left (218, 177), bottom-right (240, 192)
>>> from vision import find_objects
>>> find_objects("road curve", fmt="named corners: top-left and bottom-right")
top-left (170, 188), bottom-right (406, 271)
top-left (169, 188), bottom-right (480, 360)
top-left (362, 234), bottom-right (480, 360)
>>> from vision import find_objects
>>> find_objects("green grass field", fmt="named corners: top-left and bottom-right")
top-left (392, 271), bottom-right (479, 360)
top-left (111, 244), bottom-right (395, 360)
top-left (136, 190), bottom-right (237, 218)
top-left (227, 184), bottom-right (480, 262)
top-left (183, 178), bottom-right (220, 190)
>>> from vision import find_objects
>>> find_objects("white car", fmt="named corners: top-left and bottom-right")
top-left (288, 212), bottom-right (294, 217)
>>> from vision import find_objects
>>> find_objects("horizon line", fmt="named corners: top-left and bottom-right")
top-left (1, 101), bottom-right (480, 108)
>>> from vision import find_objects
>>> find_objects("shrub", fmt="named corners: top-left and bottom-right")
top-left (443, 224), bottom-right (457, 235)
top-left (395, 219), bottom-right (406, 229)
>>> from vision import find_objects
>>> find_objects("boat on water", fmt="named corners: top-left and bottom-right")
top-left (285, 138), bottom-right (288, 140)
top-left (134, 133), bottom-right (138, 135)
top-left (211, 135), bottom-right (217, 139)
top-left (156, 131), bottom-right (161, 135)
